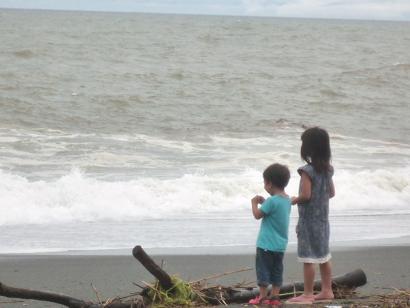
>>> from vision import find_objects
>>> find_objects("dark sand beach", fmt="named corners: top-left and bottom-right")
top-left (1, 245), bottom-right (409, 307)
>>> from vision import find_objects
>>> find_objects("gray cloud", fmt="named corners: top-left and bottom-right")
top-left (241, 0), bottom-right (410, 20)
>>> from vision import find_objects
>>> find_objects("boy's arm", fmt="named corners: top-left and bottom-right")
top-left (291, 172), bottom-right (312, 205)
top-left (251, 195), bottom-right (265, 220)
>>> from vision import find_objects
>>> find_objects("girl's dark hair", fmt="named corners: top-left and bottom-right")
top-left (301, 127), bottom-right (332, 173)
top-left (263, 163), bottom-right (290, 189)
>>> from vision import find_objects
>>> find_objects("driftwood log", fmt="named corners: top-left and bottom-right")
top-left (132, 245), bottom-right (174, 291)
top-left (0, 245), bottom-right (368, 307)
top-left (131, 246), bottom-right (367, 304)
top-left (0, 282), bottom-right (144, 308)
top-left (0, 246), bottom-right (161, 307)
top-left (226, 268), bottom-right (367, 303)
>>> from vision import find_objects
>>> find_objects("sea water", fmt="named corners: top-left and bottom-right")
top-left (0, 9), bottom-right (409, 253)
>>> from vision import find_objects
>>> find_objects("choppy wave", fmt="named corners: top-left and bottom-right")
top-left (0, 127), bottom-right (409, 181)
top-left (1, 11), bottom-right (410, 143)
top-left (1, 165), bottom-right (409, 226)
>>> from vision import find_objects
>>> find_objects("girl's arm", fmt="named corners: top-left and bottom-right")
top-left (291, 172), bottom-right (312, 205)
top-left (329, 178), bottom-right (335, 198)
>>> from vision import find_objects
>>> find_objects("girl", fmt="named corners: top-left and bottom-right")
top-left (287, 127), bottom-right (335, 304)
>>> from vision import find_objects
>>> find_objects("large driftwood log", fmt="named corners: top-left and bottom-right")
top-left (0, 282), bottom-right (143, 308)
top-left (0, 245), bottom-right (367, 307)
top-left (132, 245), bottom-right (174, 291)
top-left (226, 268), bottom-right (367, 303)
top-left (131, 246), bottom-right (367, 304)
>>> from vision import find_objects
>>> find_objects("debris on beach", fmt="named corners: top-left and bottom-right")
top-left (361, 289), bottom-right (410, 308)
top-left (0, 245), bottom-right (374, 308)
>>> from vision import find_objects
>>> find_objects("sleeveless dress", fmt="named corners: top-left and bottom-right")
top-left (296, 164), bottom-right (334, 263)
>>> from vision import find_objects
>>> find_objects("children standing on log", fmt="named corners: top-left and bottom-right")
top-left (249, 163), bottom-right (291, 306)
top-left (287, 127), bottom-right (336, 304)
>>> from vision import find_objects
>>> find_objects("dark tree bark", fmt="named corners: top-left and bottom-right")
top-left (226, 268), bottom-right (367, 303)
top-left (0, 282), bottom-right (143, 308)
top-left (0, 282), bottom-right (86, 308)
top-left (132, 245), bottom-right (174, 291)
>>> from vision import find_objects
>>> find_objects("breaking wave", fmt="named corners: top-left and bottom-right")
top-left (1, 165), bottom-right (409, 226)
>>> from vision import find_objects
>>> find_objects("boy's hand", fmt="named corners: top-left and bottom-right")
top-left (291, 196), bottom-right (297, 205)
top-left (251, 195), bottom-right (265, 205)
top-left (251, 195), bottom-right (265, 220)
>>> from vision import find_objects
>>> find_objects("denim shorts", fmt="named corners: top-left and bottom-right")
top-left (256, 247), bottom-right (284, 287)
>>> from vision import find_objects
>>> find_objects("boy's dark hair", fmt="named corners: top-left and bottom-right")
top-left (263, 163), bottom-right (290, 190)
top-left (301, 127), bottom-right (332, 173)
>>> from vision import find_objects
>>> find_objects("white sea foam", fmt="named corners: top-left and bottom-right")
top-left (0, 168), bottom-right (255, 225)
top-left (1, 165), bottom-right (409, 226)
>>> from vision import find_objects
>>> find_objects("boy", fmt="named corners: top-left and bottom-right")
top-left (249, 163), bottom-right (291, 306)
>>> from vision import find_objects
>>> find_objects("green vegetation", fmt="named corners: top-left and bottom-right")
top-left (146, 276), bottom-right (207, 307)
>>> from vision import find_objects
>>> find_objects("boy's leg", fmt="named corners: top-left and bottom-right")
top-left (259, 286), bottom-right (269, 298)
top-left (268, 286), bottom-right (281, 306)
top-left (271, 286), bottom-right (280, 296)
top-left (315, 261), bottom-right (334, 300)
top-left (249, 285), bottom-right (268, 304)
top-left (250, 248), bottom-right (270, 304)
top-left (270, 251), bottom-right (284, 297)
top-left (264, 252), bottom-right (282, 306)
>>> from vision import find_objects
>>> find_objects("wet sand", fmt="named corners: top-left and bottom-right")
top-left (0, 246), bottom-right (409, 307)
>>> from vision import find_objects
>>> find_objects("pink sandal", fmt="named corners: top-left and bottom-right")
top-left (249, 296), bottom-right (265, 305)
top-left (249, 296), bottom-right (281, 306)
top-left (263, 297), bottom-right (281, 306)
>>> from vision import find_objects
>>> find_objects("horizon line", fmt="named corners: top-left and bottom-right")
top-left (1, 6), bottom-right (409, 23)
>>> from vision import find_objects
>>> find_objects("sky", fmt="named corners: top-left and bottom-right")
top-left (0, 0), bottom-right (410, 21)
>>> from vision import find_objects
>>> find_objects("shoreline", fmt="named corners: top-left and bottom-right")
top-left (1, 235), bottom-right (409, 256)
top-left (0, 245), bottom-right (409, 307)
top-left (1, 214), bottom-right (409, 256)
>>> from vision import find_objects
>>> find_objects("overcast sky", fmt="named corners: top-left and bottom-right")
top-left (1, 0), bottom-right (410, 21)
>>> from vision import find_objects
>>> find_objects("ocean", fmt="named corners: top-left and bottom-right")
top-left (0, 9), bottom-right (409, 254)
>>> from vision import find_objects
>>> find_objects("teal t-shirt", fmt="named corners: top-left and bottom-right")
top-left (256, 195), bottom-right (291, 252)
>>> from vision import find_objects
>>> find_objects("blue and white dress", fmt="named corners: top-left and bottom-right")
top-left (296, 164), bottom-right (334, 264)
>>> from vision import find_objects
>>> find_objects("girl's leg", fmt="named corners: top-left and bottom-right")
top-left (286, 263), bottom-right (315, 303)
top-left (315, 261), bottom-right (334, 300)
top-left (303, 262), bottom-right (315, 295)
